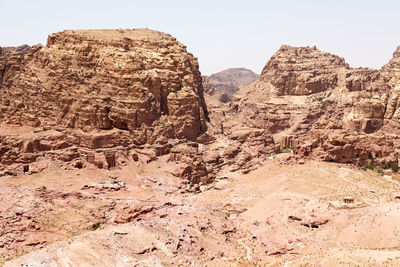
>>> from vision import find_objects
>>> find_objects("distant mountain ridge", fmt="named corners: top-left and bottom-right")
top-left (203, 68), bottom-right (259, 103)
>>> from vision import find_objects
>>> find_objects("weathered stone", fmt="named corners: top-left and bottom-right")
top-left (0, 29), bottom-right (212, 182)
top-left (0, 29), bottom-right (208, 139)
top-left (260, 45), bottom-right (348, 96)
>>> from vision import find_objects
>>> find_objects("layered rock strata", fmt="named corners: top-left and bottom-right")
top-left (0, 29), bottom-right (213, 183)
top-left (218, 45), bottom-right (400, 168)
top-left (0, 29), bottom-right (208, 138)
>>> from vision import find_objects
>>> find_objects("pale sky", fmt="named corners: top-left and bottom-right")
top-left (0, 0), bottom-right (399, 75)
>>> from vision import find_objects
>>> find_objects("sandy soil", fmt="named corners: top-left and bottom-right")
top-left (3, 157), bottom-right (400, 266)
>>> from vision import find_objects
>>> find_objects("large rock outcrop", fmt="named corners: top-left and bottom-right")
top-left (0, 29), bottom-right (208, 139)
top-left (260, 45), bottom-right (348, 96)
top-left (0, 29), bottom-right (215, 182)
top-left (214, 45), bottom-right (400, 168)
top-left (383, 46), bottom-right (400, 71)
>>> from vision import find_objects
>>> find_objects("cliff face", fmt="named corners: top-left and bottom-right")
top-left (0, 29), bottom-right (208, 139)
top-left (0, 45), bottom-right (31, 97)
top-left (0, 30), bottom-right (216, 183)
top-left (214, 45), bottom-right (400, 169)
top-left (3, 32), bottom-right (400, 174)
top-left (260, 45), bottom-right (348, 96)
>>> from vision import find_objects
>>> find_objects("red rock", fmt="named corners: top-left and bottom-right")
top-left (114, 206), bottom-right (154, 224)
top-left (0, 30), bottom-right (208, 139)
top-left (0, 29), bottom-right (212, 179)
top-left (214, 44), bottom-right (400, 169)
top-left (260, 45), bottom-right (348, 96)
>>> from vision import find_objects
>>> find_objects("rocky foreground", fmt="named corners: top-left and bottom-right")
top-left (2, 29), bottom-right (400, 266)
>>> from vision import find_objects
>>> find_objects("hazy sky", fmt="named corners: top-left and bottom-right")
top-left (0, 0), bottom-right (399, 75)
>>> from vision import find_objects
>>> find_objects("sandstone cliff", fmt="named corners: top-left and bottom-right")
top-left (216, 45), bottom-right (400, 169)
top-left (0, 29), bottom-right (214, 183)
top-left (260, 45), bottom-right (348, 96)
top-left (0, 29), bottom-right (208, 139)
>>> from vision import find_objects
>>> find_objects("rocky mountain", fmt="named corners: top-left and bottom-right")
top-left (217, 44), bottom-right (400, 169)
top-left (0, 44), bottom-right (31, 57)
top-left (3, 29), bottom-right (400, 266)
top-left (203, 68), bottom-right (258, 103)
top-left (260, 45), bottom-right (348, 95)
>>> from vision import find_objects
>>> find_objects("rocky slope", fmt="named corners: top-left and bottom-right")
top-left (5, 160), bottom-right (400, 266)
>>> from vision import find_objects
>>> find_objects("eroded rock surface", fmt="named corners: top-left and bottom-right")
top-left (6, 161), bottom-right (400, 266)
top-left (0, 29), bottom-right (216, 182)
top-left (0, 29), bottom-right (208, 138)
top-left (261, 45), bottom-right (348, 96)
top-left (215, 45), bottom-right (400, 169)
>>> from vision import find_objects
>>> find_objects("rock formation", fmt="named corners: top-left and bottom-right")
top-left (4, 30), bottom-right (400, 267)
top-left (383, 45), bottom-right (400, 71)
top-left (0, 29), bottom-right (208, 138)
top-left (260, 45), bottom-right (348, 96)
top-left (217, 45), bottom-right (400, 168)
top-left (0, 29), bottom-right (213, 181)
top-left (0, 44), bottom-right (31, 57)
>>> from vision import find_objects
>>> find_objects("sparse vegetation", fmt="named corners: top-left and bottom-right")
top-left (391, 162), bottom-right (399, 173)
top-left (280, 147), bottom-right (294, 153)
top-left (362, 163), bottom-right (376, 171)
top-left (381, 164), bottom-right (389, 170)
top-left (362, 162), bottom-right (399, 175)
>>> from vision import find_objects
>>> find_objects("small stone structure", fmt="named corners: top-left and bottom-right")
top-left (280, 135), bottom-right (297, 150)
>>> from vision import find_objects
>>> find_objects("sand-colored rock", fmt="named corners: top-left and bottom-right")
top-left (5, 29), bottom-right (400, 267)
top-left (0, 29), bottom-right (208, 139)
top-left (0, 29), bottom-right (217, 181)
top-left (260, 45), bottom-right (348, 96)
top-left (383, 45), bottom-right (400, 71)
top-left (5, 161), bottom-right (400, 266)
top-left (215, 44), bottom-right (400, 169)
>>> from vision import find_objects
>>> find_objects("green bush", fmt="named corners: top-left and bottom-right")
top-left (391, 162), bottom-right (399, 173)
top-left (280, 148), bottom-right (293, 153)
top-left (362, 163), bottom-right (376, 171)
top-left (381, 164), bottom-right (390, 170)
